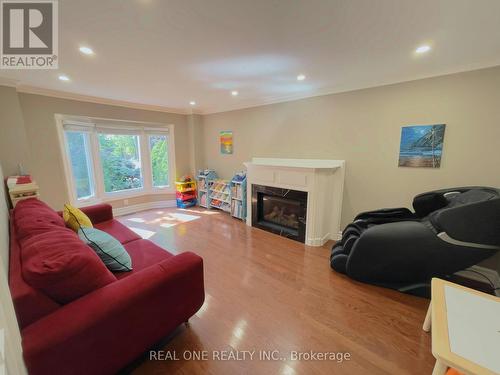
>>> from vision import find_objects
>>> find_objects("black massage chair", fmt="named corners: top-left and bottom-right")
top-left (331, 187), bottom-right (500, 296)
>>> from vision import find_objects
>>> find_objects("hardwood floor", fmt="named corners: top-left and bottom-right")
top-left (119, 207), bottom-right (434, 375)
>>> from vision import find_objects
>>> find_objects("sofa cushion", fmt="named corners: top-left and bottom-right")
top-left (94, 220), bottom-right (141, 245)
top-left (14, 198), bottom-right (65, 241)
top-left (78, 227), bottom-right (133, 272)
top-left (9, 218), bottom-right (61, 329)
top-left (63, 204), bottom-right (93, 232)
top-left (115, 239), bottom-right (173, 279)
top-left (21, 228), bottom-right (116, 304)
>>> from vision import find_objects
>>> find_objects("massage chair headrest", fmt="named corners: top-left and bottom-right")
top-left (413, 187), bottom-right (500, 218)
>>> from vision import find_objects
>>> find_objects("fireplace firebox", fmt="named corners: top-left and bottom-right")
top-left (252, 185), bottom-right (307, 243)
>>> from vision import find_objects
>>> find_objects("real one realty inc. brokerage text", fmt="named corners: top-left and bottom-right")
top-left (150, 350), bottom-right (352, 363)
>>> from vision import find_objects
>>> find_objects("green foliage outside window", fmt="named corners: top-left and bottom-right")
top-left (66, 131), bottom-right (170, 198)
top-left (150, 135), bottom-right (169, 187)
top-left (98, 134), bottom-right (143, 192)
top-left (66, 132), bottom-right (93, 199)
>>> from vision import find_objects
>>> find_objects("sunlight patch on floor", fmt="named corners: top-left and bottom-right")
top-left (160, 223), bottom-right (177, 228)
top-left (180, 208), bottom-right (220, 216)
top-left (169, 212), bottom-right (200, 222)
top-left (128, 227), bottom-right (156, 239)
top-left (141, 212), bottom-right (202, 229)
top-left (127, 217), bottom-right (146, 223)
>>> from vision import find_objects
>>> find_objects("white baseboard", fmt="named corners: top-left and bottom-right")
top-left (456, 265), bottom-right (500, 296)
top-left (331, 231), bottom-right (343, 241)
top-left (307, 232), bottom-right (332, 247)
top-left (113, 200), bottom-right (177, 217)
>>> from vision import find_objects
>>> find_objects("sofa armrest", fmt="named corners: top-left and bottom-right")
top-left (21, 252), bottom-right (205, 375)
top-left (79, 203), bottom-right (114, 224)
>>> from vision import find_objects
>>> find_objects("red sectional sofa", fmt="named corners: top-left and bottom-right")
top-left (8, 199), bottom-right (205, 375)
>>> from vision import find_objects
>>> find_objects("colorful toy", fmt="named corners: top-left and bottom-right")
top-left (175, 178), bottom-right (197, 208)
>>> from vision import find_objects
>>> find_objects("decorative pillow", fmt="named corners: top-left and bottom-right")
top-left (78, 227), bottom-right (133, 272)
top-left (63, 204), bottom-right (93, 232)
top-left (21, 228), bottom-right (116, 304)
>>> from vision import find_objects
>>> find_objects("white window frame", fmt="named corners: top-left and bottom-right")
top-left (55, 114), bottom-right (176, 206)
top-left (145, 129), bottom-right (174, 191)
top-left (61, 125), bottom-right (98, 205)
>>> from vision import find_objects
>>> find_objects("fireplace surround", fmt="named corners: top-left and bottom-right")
top-left (252, 185), bottom-right (307, 243)
top-left (244, 158), bottom-right (345, 246)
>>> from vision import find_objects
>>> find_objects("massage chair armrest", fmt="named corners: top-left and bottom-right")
top-left (353, 207), bottom-right (415, 223)
top-left (346, 220), bottom-right (497, 284)
top-left (346, 221), bottom-right (439, 282)
top-left (431, 199), bottom-right (500, 247)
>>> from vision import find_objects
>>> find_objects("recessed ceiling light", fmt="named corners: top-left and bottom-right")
top-left (79, 46), bottom-right (94, 55)
top-left (231, 90), bottom-right (238, 96)
top-left (297, 74), bottom-right (306, 81)
top-left (58, 75), bottom-right (70, 81)
top-left (415, 45), bottom-right (431, 54)
top-left (189, 101), bottom-right (196, 106)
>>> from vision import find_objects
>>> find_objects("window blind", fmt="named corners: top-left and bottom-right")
top-left (63, 120), bottom-right (169, 134)
top-left (95, 124), bottom-right (142, 135)
top-left (144, 126), bottom-right (170, 134)
top-left (63, 121), bottom-right (94, 132)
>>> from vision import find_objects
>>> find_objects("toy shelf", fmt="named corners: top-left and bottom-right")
top-left (230, 172), bottom-right (247, 220)
top-left (209, 195), bottom-right (231, 203)
top-left (209, 179), bottom-right (231, 212)
top-left (196, 169), bottom-right (247, 219)
top-left (197, 169), bottom-right (218, 208)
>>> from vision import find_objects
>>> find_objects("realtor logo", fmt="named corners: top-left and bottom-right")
top-left (1, 0), bottom-right (58, 69)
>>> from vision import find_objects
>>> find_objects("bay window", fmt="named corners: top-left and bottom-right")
top-left (58, 116), bottom-right (175, 205)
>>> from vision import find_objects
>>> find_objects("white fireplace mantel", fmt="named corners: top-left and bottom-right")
top-left (250, 158), bottom-right (345, 169)
top-left (244, 158), bottom-right (346, 246)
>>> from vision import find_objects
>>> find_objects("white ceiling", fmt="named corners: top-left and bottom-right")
top-left (2, 0), bottom-right (500, 114)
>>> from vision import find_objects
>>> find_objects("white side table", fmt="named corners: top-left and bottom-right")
top-left (423, 278), bottom-right (500, 375)
top-left (8, 182), bottom-right (39, 207)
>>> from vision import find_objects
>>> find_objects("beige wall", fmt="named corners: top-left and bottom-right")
top-left (11, 93), bottom-right (191, 210)
top-left (201, 66), bottom-right (500, 230)
top-left (0, 86), bottom-right (32, 177)
top-left (187, 114), bottom-right (205, 176)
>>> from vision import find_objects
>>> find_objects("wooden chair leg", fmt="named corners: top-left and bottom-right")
top-left (423, 302), bottom-right (432, 332)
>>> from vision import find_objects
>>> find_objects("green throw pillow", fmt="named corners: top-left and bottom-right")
top-left (78, 227), bottom-right (132, 272)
